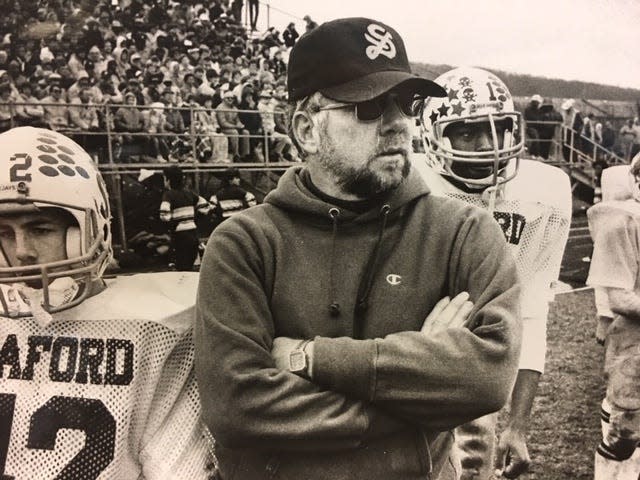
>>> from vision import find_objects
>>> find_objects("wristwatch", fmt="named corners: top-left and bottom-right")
top-left (289, 339), bottom-right (311, 378)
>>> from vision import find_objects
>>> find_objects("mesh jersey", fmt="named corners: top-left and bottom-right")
top-left (413, 157), bottom-right (572, 372)
top-left (0, 272), bottom-right (212, 480)
top-left (587, 200), bottom-right (640, 294)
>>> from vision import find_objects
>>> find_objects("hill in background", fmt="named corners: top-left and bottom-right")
top-left (412, 62), bottom-right (640, 103)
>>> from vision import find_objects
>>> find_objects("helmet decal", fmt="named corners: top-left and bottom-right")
top-left (420, 67), bottom-right (524, 188)
top-left (0, 127), bottom-right (112, 316)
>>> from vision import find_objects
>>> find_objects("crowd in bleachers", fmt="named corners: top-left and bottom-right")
top-left (0, 0), bottom-right (304, 163)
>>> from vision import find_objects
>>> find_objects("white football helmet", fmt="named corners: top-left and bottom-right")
top-left (420, 67), bottom-right (524, 188)
top-left (0, 127), bottom-right (112, 315)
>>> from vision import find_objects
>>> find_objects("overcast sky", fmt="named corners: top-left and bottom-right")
top-left (260, 0), bottom-right (640, 89)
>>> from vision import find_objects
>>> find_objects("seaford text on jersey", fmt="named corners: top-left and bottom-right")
top-left (0, 334), bottom-right (134, 385)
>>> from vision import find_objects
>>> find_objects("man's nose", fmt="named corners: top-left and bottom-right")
top-left (380, 96), bottom-right (408, 134)
top-left (14, 231), bottom-right (37, 264)
top-left (476, 129), bottom-right (495, 151)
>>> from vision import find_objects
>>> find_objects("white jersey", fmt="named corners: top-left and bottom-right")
top-left (587, 200), bottom-right (640, 295)
top-left (414, 157), bottom-right (572, 372)
top-left (0, 272), bottom-right (212, 480)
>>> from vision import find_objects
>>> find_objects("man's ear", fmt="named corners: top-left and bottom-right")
top-left (292, 110), bottom-right (320, 156)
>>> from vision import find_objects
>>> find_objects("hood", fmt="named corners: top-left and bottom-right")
top-left (265, 165), bottom-right (431, 223)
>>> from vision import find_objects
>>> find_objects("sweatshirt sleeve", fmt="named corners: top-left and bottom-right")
top-left (194, 218), bottom-right (406, 451)
top-left (311, 210), bottom-right (522, 432)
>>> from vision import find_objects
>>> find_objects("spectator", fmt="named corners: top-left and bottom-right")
top-left (619, 118), bottom-right (636, 161)
top-left (67, 72), bottom-right (100, 101)
top-left (561, 99), bottom-right (583, 163)
top-left (594, 122), bottom-right (603, 146)
top-left (197, 68), bottom-right (219, 98)
top-left (125, 77), bottom-right (146, 106)
top-left (87, 45), bottom-right (107, 77)
top-left (283, 22), bottom-right (299, 48)
top-left (216, 89), bottom-right (250, 161)
top-left (257, 89), bottom-right (290, 162)
top-left (14, 82), bottom-right (45, 127)
top-left (601, 120), bottom-right (616, 152)
top-left (194, 94), bottom-right (229, 162)
top-left (162, 87), bottom-right (188, 160)
top-left (69, 86), bottom-right (104, 159)
top-left (181, 72), bottom-right (198, 100)
top-left (41, 84), bottom-right (70, 130)
top-left (114, 91), bottom-right (145, 162)
top-left (81, 18), bottom-right (105, 51)
top-left (68, 86), bottom-right (99, 130)
top-left (231, 0), bottom-right (243, 23)
top-left (632, 117), bottom-right (640, 159)
top-left (247, 0), bottom-right (259, 30)
top-left (67, 46), bottom-right (87, 79)
top-left (538, 100), bottom-right (563, 160)
top-left (524, 94), bottom-right (542, 157)
top-left (0, 82), bottom-right (14, 132)
top-left (143, 101), bottom-right (171, 162)
top-left (303, 14), bottom-right (319, 32)
top-left (581, 113), bottom-right (596, 156)
top-left (238, 89), bottom-right (262, 161)
top-left (160, 164), bottom-right (210, 271)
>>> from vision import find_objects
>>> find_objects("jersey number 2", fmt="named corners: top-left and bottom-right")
top-left (0, 393), bottom-right (116, 480)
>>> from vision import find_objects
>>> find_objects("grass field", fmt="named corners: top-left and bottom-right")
top-left (524, 288), bottom-right (605, 480)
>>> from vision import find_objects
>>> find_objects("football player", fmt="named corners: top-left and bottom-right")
top-left (0, 127), bottom-right (213, 479)
top-left (587, 153), bottom-right (640, 480)
top-left (593, 165), bottom-right (633, 346)
top-left (416, 67), bottom-right (572, 479)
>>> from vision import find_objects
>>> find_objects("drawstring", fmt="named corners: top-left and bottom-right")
top-left (325, 204), bottom-right (392, 331)
top-left (328, 207), bottom-right (341, 317)
top-left (354, 204), bottom-right (391, 336)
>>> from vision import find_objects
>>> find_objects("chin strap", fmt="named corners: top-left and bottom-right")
top-left (0, 277), bottom-right (80, 327)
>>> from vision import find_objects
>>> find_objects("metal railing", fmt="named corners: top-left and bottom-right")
top-left (524, 119), bottom-right (627, 188)
top-left (0, 100), bottom-right (299, 250)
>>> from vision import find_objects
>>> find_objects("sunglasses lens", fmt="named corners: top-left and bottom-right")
top-left (355, 99), bottom-right (382, 121)
top-left (354, 93), bottom-right (422, 121)
top-left (398, 92), bottom-right (421, 116)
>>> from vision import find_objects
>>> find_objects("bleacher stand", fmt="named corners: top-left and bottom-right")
top-left (0, 0), bottom-right (302, 269)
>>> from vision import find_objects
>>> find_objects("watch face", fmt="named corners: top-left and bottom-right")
top-left (289, 350), bottom-right (306, 372)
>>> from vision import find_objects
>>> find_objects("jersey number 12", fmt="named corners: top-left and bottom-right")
top-left (0, 393), bottom-right (116, 480)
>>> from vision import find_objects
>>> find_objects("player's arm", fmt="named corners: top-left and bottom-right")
top-left (498, 202), bottom-right (571, 477)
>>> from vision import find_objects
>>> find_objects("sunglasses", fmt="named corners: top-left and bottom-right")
top-left (317, 91), bottom-right (422, 122)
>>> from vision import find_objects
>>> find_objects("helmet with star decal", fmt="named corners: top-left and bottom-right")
top-left (419, 67), bottom-right (524, 188)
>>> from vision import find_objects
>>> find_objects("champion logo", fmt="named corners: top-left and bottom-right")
top-left (386, 274), bottom-right (402, 286)
top-left (364, 24), bottom-right (396, 60)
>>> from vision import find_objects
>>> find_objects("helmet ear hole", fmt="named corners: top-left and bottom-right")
top-left (66, 226), bottom-right (82, 259)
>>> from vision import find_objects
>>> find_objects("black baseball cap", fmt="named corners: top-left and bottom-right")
top-left (287, 17), bottom-right (446, 102)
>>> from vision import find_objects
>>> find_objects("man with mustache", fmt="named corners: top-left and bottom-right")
top-left (195, 18), bottom-right (522, 480)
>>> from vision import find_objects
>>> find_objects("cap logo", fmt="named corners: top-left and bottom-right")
top-left (364, 24), bottom-right (396, 60)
